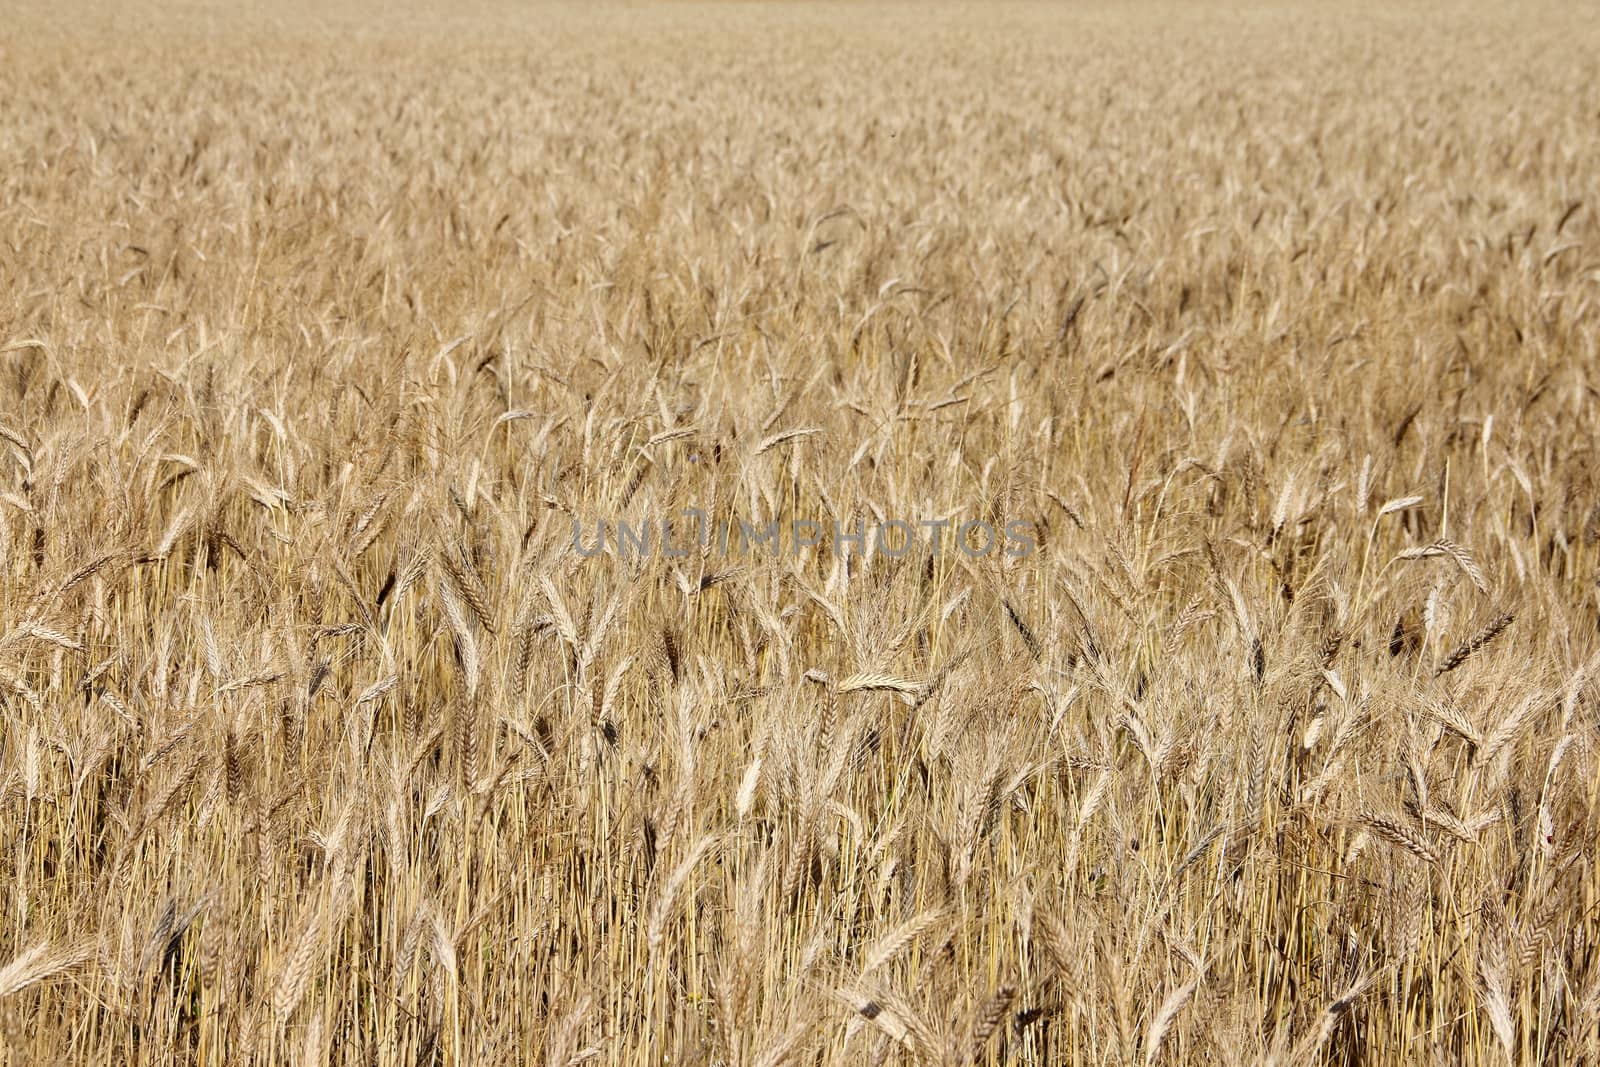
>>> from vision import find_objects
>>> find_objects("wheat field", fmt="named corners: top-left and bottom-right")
top-left (2, 1), bottom-right (1599, 1063)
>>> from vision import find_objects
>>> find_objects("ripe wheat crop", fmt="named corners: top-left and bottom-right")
top-left (2, 0), bottom-right (1599, 1063)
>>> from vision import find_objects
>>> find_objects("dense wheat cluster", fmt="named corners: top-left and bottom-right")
top-left (3, 1), bottom-right (1600, 1063)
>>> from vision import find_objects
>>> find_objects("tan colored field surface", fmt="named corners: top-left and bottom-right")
top-left (3, 1), bottom-right (1600, 1063)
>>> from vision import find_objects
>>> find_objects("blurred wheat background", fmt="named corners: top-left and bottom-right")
top-left (2, 1), bottom-right (1600, 1063)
